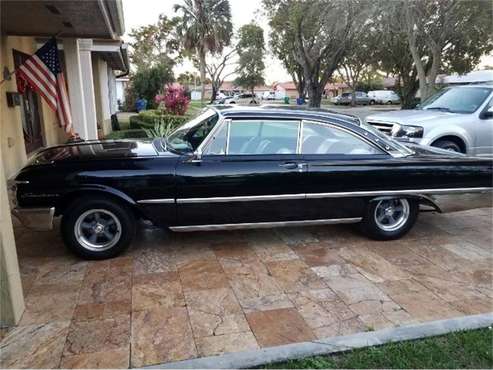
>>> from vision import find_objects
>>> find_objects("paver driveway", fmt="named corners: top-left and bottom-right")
top-left (1, 208), bottom-right (492, 368)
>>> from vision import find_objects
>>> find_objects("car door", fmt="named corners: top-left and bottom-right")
top-left (300, 120), bottom-right (391, 220)
top-left (476, 95), bottom-right (493, 157)
top-left (175, 118), bottom-right (309, 226)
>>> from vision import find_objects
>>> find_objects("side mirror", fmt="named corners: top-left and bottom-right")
top-left (480, 106), bottom-right (493, 119)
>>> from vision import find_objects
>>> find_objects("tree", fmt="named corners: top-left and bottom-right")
top-left (205, 49), bottom-right (237, 102)
top-left (403, 0), bottom-right (493, 100)
top-left (234, 24), bottom-right (265, 95)
top-left (264, 0), bottom-right (372, 108)
top-left (337, 31), bottom-right (376, 106)
top-left (177, 71), bottom-right (200, 87)
top-left (269, 19), bottom-right (305, 99)
top-left (369, 3), bottom-right (421, 108)
top-left (130, 63), bottom-right (174, 109)
top-left (174, 0), bottom-right (233, 104)
top-left (128, 14), bottom-right (181, 71)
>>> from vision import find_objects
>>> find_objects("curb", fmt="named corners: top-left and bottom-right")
top-left (141, 312), bottom-right (493, 369)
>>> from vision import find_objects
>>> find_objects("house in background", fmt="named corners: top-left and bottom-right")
top-left (0, 0), bottom-right (127, 327)
top-left (116, 75), bottom-right (130, 108)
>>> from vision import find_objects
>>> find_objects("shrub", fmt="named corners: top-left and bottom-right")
top-left (129, 111), bottom-right (188, 130)
top-left (156, 85), bottom-right (190, 116)
top-left (144, 122), bottom-right (175, 138)
top-left (131, 63), bottom-right (174, 110)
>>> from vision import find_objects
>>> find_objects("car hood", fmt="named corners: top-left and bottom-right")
top-left (366, 109), bottom-right (461, 125)
top-left (29, 139), bottom-right (158, 165)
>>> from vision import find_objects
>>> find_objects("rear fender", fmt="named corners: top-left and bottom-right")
top-left (56, 185), bottom-right (138, 216)
top-left (369, 195), bottom-right (442, 213)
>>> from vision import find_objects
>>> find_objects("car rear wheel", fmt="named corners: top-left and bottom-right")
top-left (432, 139), bottom-right (463, 153)
top-left (61, 197), bottom-right (136, 259)
top-left (369, 100), bottom-right (376, 105)
top-left (360, 198), bottom-right (418, 240)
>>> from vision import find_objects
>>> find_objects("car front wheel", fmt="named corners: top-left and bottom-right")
top-left (61, 197), bottom-right (136, 259)
top-left (432, 139), bottom-right (463, 153)
top-left (360, 198), bottom-right (418, 240)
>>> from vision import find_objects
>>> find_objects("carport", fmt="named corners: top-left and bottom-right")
top-left (0, 0), bottom-right (126, 327)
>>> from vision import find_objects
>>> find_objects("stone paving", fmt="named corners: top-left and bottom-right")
top-left (1, 208), bottom-right (492, 368)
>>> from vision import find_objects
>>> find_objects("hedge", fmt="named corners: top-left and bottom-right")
top-left (105, 129), bottom-right (148, 140)
top-left (129, 111), bottom-right (188, 130)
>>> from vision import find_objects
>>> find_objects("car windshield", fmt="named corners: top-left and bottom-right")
top-left (359, 121), bottom-right (414, 156)
top-left (165, 109), bottom-right (219, 152)
top-left (421, 87), bottom-right (492, 114)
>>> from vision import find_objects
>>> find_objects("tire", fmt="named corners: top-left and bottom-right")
top-left (360, 198), bottom-right (418, 240)
top-left (432, 139), bottom-right (463, 153)
top-left (369, 100), bottom-right (376, 105)
top-left (386, 100), bottom-right (393, 105)
top-left (61, 196), bottom-right (136, 259)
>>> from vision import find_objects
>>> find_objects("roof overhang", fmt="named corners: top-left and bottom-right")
top-left (35, 39), bottom-right (129, 72)
top-left (1, 0), bottom-right (125, 39)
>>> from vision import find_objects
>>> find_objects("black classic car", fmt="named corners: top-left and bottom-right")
top-left (12, 106), bottom-right (492, 259)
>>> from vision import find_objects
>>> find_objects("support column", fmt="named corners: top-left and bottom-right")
top-left (78, 39), bottom-right (98, 140)
top-left (0, 154), bottom-right (24, 326)
top-left (94, 58), bottom-right (111, 135)
top-left (63, 38), bottom-right (98, 140)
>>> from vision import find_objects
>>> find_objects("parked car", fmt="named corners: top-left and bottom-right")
top-left (368, 90), bottom-right (401, 105)
top-left (365, 85), bottom-right (493, 156)
top-left (12, 106), bottom-right (492, 259)
top-left (262, 91), bottom-right (286, 100)
top-left (224, 93), bottom-right (258, 105)
top-left (331, 91), bottom-right (371, 105)
top-left (262, 91), bottom-right (276, 100)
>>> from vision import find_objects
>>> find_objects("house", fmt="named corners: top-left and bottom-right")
top-left (273, 81), bottom-right (351, 99)
top-left (203, 81), bottom-right (272, 100)
top-left (0, 0), bottom-right (127, 326)
top-left (116, 75), bottom-right (130, 108)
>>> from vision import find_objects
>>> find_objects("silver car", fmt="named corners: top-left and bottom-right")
top-left (365, 85), bottom-right (493, 156)
top-left (331, 91), bottom-right (371, 105)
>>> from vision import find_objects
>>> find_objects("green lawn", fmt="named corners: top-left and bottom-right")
top-left (262, 329), bottom-right (493, 369)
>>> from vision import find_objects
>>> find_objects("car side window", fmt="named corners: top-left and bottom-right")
top-left (228, 120), bottom-right (300, 155)
top-left (302, 122), bottom-right (383, 155)
top-left (203, 121), bottom-right (228, 155)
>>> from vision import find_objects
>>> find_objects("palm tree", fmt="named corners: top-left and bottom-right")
top-left (174, 0), bottom-right (233, 104)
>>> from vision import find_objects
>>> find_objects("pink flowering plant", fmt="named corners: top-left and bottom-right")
top-left (155, 84), bottom-right (190, 116)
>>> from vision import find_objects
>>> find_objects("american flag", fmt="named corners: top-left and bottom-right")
top-left (16, 37), bottom-right (73, 133)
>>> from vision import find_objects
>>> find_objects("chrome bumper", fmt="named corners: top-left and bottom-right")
top-left (12, 207), bottom-right (55, 231)
top-left (428, 191), bottom-right (492, 213)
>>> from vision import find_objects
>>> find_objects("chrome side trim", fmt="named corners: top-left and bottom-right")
top-left (137, 198), bottom-right (175, 204)
top-left (175, 187), bottom-right (492, 204)
top-left (306, 187), bottom-right (493, 199)
top-left (177, 193), bottom-right (306, 204)
top-left (169, 217), bottom-right (362, 232)
top-left (12, 207), bottom-right (55, 231)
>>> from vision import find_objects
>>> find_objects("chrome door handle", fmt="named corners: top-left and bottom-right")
top-left (280, 162), bottom-right (298, 170)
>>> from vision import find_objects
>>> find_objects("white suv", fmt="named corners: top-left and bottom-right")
top-left (365, 85), bottom-right (493, 156)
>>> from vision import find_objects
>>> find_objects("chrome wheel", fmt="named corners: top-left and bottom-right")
top-left (374, 198), bottom-right (410, 232)
top-left (74, 209), bottom-right (122, 251)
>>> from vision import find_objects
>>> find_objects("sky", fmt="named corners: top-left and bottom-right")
top-left (122, 0), bottom-right (493, 85)
top-left (122, 0), bottom-right (291, 84)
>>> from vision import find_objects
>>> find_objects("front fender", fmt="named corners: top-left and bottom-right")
top-left (423, 126), bottom-right (472, 150)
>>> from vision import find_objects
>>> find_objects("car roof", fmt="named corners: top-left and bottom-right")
top-left (446, 84), bottom-right (493, 89)
top-left (209, 104), bottom-right (361, 127)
